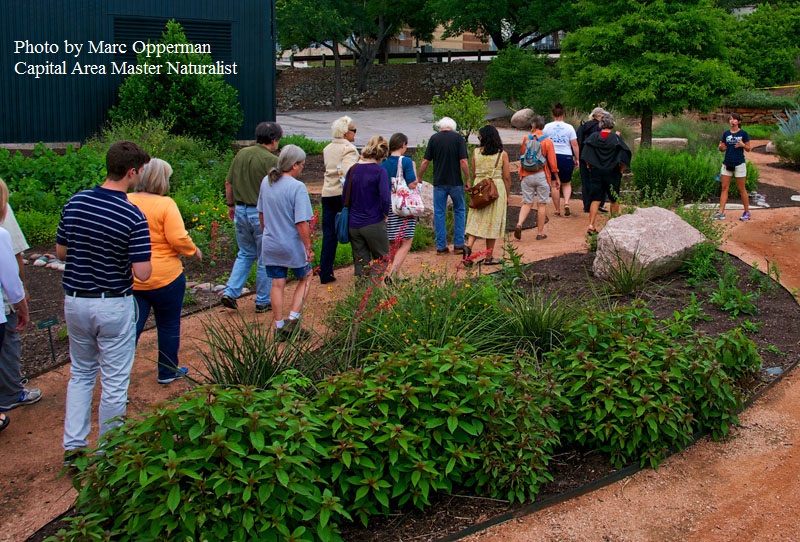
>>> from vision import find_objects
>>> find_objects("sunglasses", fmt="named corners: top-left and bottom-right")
top-left (348, 128), bottom-right (357, 134)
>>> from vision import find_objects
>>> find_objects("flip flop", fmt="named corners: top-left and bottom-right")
top-left (483, 258), bottom-right (501, 265)
top-left (0, 413), bottom-right (9, 432)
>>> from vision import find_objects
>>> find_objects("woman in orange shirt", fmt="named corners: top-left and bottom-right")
top-left (128, 159), bottom-right (202, 384)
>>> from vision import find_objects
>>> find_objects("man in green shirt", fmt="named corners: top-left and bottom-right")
top-left (222, 122), bottom-right (282, 313)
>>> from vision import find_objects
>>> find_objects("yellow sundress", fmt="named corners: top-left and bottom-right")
top-left (466, 149), bottom-right (507, 239)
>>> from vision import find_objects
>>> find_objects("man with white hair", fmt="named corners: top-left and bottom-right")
top-left (418, 117), bottom-right (470, 254)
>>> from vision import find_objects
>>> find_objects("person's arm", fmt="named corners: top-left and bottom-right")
top-left (56, 243), bottom-right (67, 261)
top-left (501, 151), bottom-right (511, 193)
top-left (570, 138), bottom-right (580, 167)
top-left (132, 261), bottom-right (152, 281)
top-left (469, 152), bottom-right (476, 189)
top-left (460, 158), bottom-right (470, 189)
top-left (296, 221), bottom-right (314, 262)
top-left (13, 298), bottom-right (28, 332)
top-left (164, 199), bottom-right (200, 257)
top-left (225, 181), bottom-right (236, 220)
top-left (738, 133), bottom-right (751, 152)
top-left (418, 158), bottom-right (430, 180)
top-left (341, 145), bottom-right (359, 175)
top-left (546, 142), bottom-right (559, 185)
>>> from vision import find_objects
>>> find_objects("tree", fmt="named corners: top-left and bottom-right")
top-left (430, 0), bottom-right (580, 50)
top-left (111, 21), bottom-right (242, 150)
top-left (560, 0), bottom-right (745, 147)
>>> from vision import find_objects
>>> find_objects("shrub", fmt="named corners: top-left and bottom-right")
top-left (14, 210), bottom-right (60, 246)
top-left (55, 384), bottom-right (349, 542)
top-left (316, 341), bottom-right (563, 518)
top-left (549, 300), bottom-right (760, 468)
top-left (431, 80), bottom-right (487, 141)
top-left (280, 135), bottom-right (329, 156)
top-left (722, 89), bottom-right (799, 110)
top-left (773, 132), bottom-right (800, 167)
top-left (110, 20), bottom-right (243, 150)
top-left (652, 117), bottom-right (725, 152)
top-left (775, 108), bottom-right (800, 136)
top-left (517, 77), bottom-right (566, 120)
top-left (502, 289), bottom-right (579, 356)
top-left (631, 147), bottom-right (758, 201)
top-left (485, 47), bottom-right (546, 109)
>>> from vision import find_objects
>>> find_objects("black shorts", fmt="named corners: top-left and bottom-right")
top-left (588, 167), bottom-right (621, 203)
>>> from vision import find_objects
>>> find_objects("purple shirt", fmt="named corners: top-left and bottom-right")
top-left (344, 162), bottom-right (391, 229)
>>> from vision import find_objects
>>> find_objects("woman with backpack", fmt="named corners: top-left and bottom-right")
top-left (513, 115), bottom-right (559, 241)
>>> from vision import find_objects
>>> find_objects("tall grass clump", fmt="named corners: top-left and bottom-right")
top-left (502, 289), bottom-right (579, 356)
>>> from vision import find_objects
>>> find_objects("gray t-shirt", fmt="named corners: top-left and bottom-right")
top-left (1, 205), bottom-right (29, 314)
top-left (257, 175), bottom-right (313, 269)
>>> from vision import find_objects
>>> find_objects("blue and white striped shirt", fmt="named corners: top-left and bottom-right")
top-left (56, 186), bottom-right (151, 294)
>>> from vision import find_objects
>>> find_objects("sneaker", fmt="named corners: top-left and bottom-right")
top-left (564, 205), bottom-right (570, 217)
top-left (513, 225), bottom-right (522, 240)
top-left (740, 211), bottom-right (751, 222)
top-left (63, 448), bottom-right (87, 469)
top-left (158, 367), bottom-right (189, 385)
top-left (255, 303), bottom-right (272, 313)
top-left (436, 247), bottom-right (450, 255)
top-left (220, 295), bottom-right (238, 310)
top-left (0, 388), bottom-right (43, 411)
top-left (711, 211), bottom-right (726, 221)
top-left (275, 319), bottom-right (311, 342)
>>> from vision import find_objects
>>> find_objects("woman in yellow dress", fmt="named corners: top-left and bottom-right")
top-left (464, 125), bottom-right (510, 265)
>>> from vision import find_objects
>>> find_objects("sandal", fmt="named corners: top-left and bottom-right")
top-left (587, 226), bottom-right (598, 235)
top-left (461, 246), bottom-right (474, 267)
top-left (536, 234), bottom-right (547, 240)
top-left (483, 258), bottom-right (501, 265)
top-left (0, 413), bottom-right (9, 432)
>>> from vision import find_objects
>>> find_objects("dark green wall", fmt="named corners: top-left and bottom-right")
top-left (1, 0), bottom-right (275, 143)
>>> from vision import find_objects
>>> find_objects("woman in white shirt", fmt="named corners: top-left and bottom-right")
top-left (542, 103), bottom-right (579, 217)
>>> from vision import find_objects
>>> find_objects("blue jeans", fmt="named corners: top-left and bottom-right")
top-left (0, 311), bottom-right (23, 405)
top-left (63, 294), bottom-right (137, 450)
top-left (433, 185), bottom-right (466, 250)
top-left (223, 205), bottom-right (271, 305)
top-left (134, 273), bottom-right (185, 381)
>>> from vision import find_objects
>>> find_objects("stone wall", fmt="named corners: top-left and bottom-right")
top-left (276, 62), bottom-right (489, 110)
top-left (697, 107), bottom-right (790, 125)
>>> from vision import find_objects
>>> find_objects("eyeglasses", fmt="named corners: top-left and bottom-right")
top-left (348, 128), bottom-right (357, 134)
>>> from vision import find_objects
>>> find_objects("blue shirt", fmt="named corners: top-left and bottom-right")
top-left (257, 174), bottom-right (313, 269)
top-left (57, 186), bottom-right (151, 294)
top-left (380, 155), bottom-right (417, 191)
top-left (721, 129), bottom-right (750, 166)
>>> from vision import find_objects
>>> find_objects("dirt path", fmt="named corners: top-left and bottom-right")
top-left (2, 147), bottom-right (798, 542)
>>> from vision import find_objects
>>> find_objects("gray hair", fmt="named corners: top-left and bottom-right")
top-left (599, 113), bottom-right (616, 130)
top-left (590, 107), bottom-right (609, 119)
top-left (136, 158), bottom-right (172, 195)
top-left (435, 117), bottom-right (457, 131)
top-left (531, 115), bottom-right (546, 130)
top-left (268, 144), bottom-right (307, 184)
top-left (331, 116), bottom-right (354, 139)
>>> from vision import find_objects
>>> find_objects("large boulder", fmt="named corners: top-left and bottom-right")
top-left (511, 108), bottom-right (534, 130)
top-left (417, 181), bottom-right (435, 227)
top-left (593, 207), bottom-right (705, 280)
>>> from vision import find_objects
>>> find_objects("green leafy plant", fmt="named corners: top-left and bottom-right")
top-left (316, 340), bottom-right (563, 518)
top-left (710, 258), bottom-right (759, 317)
top-left (723, 90), bottom-right (799, 110)
top-left (484, 47), bottom-right (550, 109)
top-left (110, 20), bottom-right (243, 149)
top-left (773, 131), bottom-right (800, 167)
top-left (280, 135), bottom-right (329, 155)
top-left (502, 289), bottom-right (579, 357)
top-left (748, 260), bottom-right (781, 295)
top-left (681, 241), bottom-right (721, 287)
top-left (595, 242), bottom-right (651, 295)
top-left (53, 383), bottom-right (349, 542)
top-left (775, 108), bottom-right (800, 137)
top-left (431, 80), bottom-right (488, 141)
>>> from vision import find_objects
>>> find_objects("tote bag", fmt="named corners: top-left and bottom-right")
top-left (391, 157), bottom-right (425, 217)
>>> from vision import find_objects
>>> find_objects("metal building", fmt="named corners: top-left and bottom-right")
top-left (1, 0), bottom-right (275, 143)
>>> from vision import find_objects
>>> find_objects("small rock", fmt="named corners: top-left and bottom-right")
top-left (196, 282), bottom-right (213, 292)
top-left (22, 259), bottom-right (29, 265)
top-left (186, 281), bottom-right (198, 288)
top-left (213, 284), bottom-right (226, 293)
top-left (28, 253), bottom-right (42, 260)
top-left (33, 258), bottom-right (47, 267)
top-left (242, 288), bottom-right (251, 295)
top-left (766, 367), bottom-right (783, 377)
top-left (56, 263), bottom-right (66, 271)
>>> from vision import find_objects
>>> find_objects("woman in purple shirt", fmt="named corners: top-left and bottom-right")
top-left (344, 135), bottom-right (391, 278)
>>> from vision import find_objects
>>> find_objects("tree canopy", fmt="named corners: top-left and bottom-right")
top-left (560, 0), bottom-right (745, 146)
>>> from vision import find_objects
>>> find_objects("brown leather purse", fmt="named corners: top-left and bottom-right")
top-left (468, 153), bottom-right (501, 209)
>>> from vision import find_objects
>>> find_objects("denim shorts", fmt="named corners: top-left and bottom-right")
top-left (264, 263), bottom-right (312, 280)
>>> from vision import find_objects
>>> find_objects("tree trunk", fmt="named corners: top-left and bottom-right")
top-left (331, 39), bottom-right (342, 108)
top-left (355, 53), bottom-right (375, 93)
top-left (640, 108), bottom-right (653, 149)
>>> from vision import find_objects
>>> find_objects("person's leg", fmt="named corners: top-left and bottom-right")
top-left (350, 227), bottom-right (370, 277)
top-left (223, 206), bottom-right (257, 300)
top-left (433, 186), bottom-right (448, 250)
top-left (148, 274), bottom-right (186, 381)
top-left (63, 296), bottom-right (101, 451)
top-left (557, 155), bottom-right (574, 214)
top-left (289, 267), bottom-right (312, 315)
top-left (562, 181), bottom-right (572, 214)
top-left (133, 292), bottom-right (151, 342)
top-left (485, 238), bottom-right (496, 259)
top-left (388, 238), bottom-right (414, 278)
top-left (718, 169), bottom-right (732, 215)
top-left (450, 185), bottom-right (467, 249)
top-left (270, 277), bottom-right (287, 323)
top-left (580, 162), bottom-right (591, 213)
top-left (537, 203), bottom-right (547, 235)
top-left (515, 176), bottom-right (535, 239)
top-left (588, 201), bottom-right (601, 231)
top-left (587, 169), bottom-right (604, 232)
top-left (362, 221), bottom-right (390, 277)
top-left (96, 296), bottom-right (137, 440)
top-left (736, 175), bottom-right (750, 213)
top-left (248, 207), bottom-right (272, 307)
top-left (0, 312), bottom-right (24, 405)
top-left (319, 195), bottom-right (342, 282)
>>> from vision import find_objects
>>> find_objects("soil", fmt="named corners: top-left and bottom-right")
top-left (7, 138), bottom-right (800, 542)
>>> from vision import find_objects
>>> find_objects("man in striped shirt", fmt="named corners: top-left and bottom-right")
top-left (56, 141), bottom-right (152, 462)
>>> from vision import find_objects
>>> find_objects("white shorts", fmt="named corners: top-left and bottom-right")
top-left (521, 173), bottom-right (550, 204)
top-left (720, 162), bottom-right (747, 178)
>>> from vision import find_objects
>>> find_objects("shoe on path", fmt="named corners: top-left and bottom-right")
top-left (740, 211), bottom-right (751, 221)
top-left (536, 234), bottom-right (548, 240)
top-left (564, 205), bottom-right (570, 216)
top-left (255, 303), bottom-right (272, 313)
top-left (158, 367), bottom-right (189, 385)
top-left (0, 413), bottom-right (9, 432)
top-left (221, 295), bottom-right (238, 310)
top-left (712, 211), bottom-right (726, 221)
top-left (0, 388), bottom-right (43, 411)
top-left (513, 225), bottom-right (522, 240)
top-left (436, 247), bottom-right (450, 255)
top-left (276, 319), bottom-right (311, 342)
top-left (453, 246), bottom-right (465, 254)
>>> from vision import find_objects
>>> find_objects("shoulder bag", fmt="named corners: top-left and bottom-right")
top-left (391, 156), bottom-right (425, 217)
top-left (335, 165), bottom-right (355, 244)
top-left (468, 152), bottom-right (501, 210)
